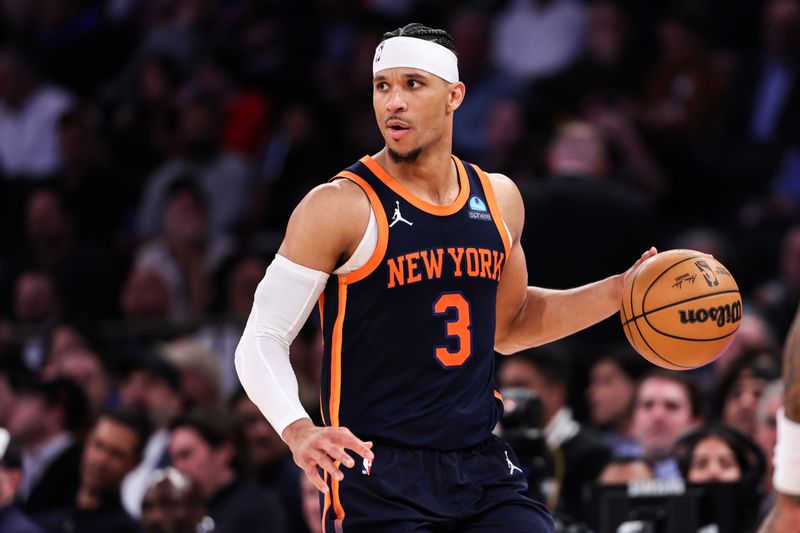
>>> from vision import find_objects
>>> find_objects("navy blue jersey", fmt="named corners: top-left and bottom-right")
top-left (319, 155), bottom-right (511, 452)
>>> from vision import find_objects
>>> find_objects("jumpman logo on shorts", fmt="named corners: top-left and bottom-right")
top-left (390, 201), bottom-right (413, 228)
top-left (505, 450), bottom-right (523, 476)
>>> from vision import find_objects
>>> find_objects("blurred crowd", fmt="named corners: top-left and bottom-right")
top-left (0, 0), bottom-right (799, 531)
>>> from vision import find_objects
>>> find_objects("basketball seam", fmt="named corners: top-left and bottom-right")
top-left (622, 289), bottom-right (741, 326)
top-left (628, 259), bottom-right (689, 369)
top-left (641, 325), bottom-right (740, 343)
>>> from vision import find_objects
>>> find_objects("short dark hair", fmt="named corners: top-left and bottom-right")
top-left (637, 370), bottom-right (702, 418)
top-left (593, 345), bottom-right (650, 382)
top-left (171, 408), bottom-right (234, 449)
top-left (171, 408), bottom-right (244, 471)
top-left (24, 377), bottom-right (89, 433)
top-left (100, 406), bottom-right (152, 460)
top-left (674, 423), bottom-right (766, 487)
top-left (381, 23), bottom-right (457, 54)
top-left (512, 343), bottom-right (572, 387)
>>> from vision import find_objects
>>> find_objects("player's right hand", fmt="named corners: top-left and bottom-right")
top-left (282, 418), bottom-right (374, 493)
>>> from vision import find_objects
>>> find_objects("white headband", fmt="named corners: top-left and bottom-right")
top-left (373, 36), bottom-right (459, 83)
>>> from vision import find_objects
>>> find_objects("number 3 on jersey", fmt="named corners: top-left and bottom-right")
top-left (433, 292), bottom-right (472, 367)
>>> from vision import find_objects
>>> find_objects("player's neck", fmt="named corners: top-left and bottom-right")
top-left (375, 144), bottom-right (459, 206)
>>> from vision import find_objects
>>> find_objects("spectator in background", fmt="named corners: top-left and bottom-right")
top-left (630, 371), bottom-right (702, 479)
top-left (586, 347), bottom-right (649, 457)
top-left (0, 428), bottom-right (43, 533)
top-left (448, 8), bottom-right (521, 164)
top-left (137, 92), bottom-right (253, 239)
top-left (42, 346), bottom-right (111, 424)
top-left (673, 424), bottom-right (766, 531)
top-left (718, 348), bottom-right (781, 436)
top-left (135, 178), bottom-right (233, 321)
top-left (0, 45), bottom-right (73, 178)
top-left (118, 353), bottom-right (184, 518)
top-left (491, 0), bottom-right (587, 83)
top-left (119, 264), bottom-right (172, 321)
top-left (233, 391), bottom-right (307, 533)
top-left (35, 408), bottom-right (150, 533)
top-left (141, 467), bottom-right (211, 533)
top-left (498, 345), bottom-right (611, 521)
top-left (169, 409), bottom-right (286, 533)
top-left (160, 338), bottom-right (222, 409)
top-left (597, 457), bottom-right (654, 485)
top-left (7, 378), bottom-right (87, 516)
top-left (13, 271), bottom-right (62, 328)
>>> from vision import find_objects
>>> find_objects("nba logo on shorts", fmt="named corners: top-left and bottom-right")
top-left (362, 458), bottom-right (373, 476)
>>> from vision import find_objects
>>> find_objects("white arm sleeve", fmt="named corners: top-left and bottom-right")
top-left (234, 254), bottom-right (329, 439)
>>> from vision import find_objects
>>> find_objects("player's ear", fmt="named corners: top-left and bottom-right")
top-left (446, 82), bottom-right (465, 114)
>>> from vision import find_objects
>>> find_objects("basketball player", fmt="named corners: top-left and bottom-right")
top-left (758, 304), bottom-right (800, 533)
top-left (235, 23), bottom-right (656, 532)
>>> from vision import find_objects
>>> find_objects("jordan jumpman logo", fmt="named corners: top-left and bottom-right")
top-left (390, 201), bottom-right (413, 227)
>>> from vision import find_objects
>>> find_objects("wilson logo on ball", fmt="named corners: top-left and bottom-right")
top-left (678, 301), bottom-right (742, 328)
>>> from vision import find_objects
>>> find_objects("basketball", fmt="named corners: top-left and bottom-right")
top-left (620, 249), bottom-right (742, 370)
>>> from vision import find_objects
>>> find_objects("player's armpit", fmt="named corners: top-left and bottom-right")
top-left (278, 179), bottom-right (372, 274)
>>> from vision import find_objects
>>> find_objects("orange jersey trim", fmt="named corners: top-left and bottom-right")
top-left (494, 389), bottom-right (503, 401)
top-left (471, 164), bottom-right (512, 260)
top-left (360, 155), bottom-right (470, 216)
top-left (327, 278), bottom-right (347, 529)
top-left (329, 278), bottom-right (347, 427)
top-left (333, 171), bottom-right (390, 285)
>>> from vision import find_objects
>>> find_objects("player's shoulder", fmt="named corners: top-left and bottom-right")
top-left (482, 171), bottom-right (524, 236)
top-left (296, 178), bottom-right (371, 221)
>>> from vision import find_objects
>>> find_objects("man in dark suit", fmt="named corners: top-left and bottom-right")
top-left (6, 378), bottom-right (88, 517)
top-left (0, 428), bottom-right (43, 533)
top-left (169, 409), bottom-right (286, 533)
top-left (35, 408), bottom-right (149, 533)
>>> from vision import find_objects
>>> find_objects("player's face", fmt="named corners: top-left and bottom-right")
top-left (688, 436), bottom-right (742, 483)
top-left (373, 67), bottom-right (464, 161)
top-left (631, 377), bottom-right (697, 460)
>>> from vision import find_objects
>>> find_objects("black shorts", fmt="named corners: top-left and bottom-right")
top-left (321, 435), bottom-right (554, 532)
